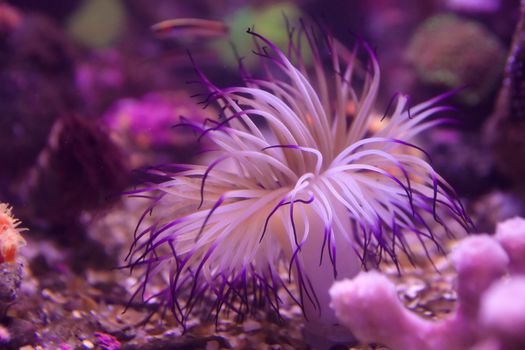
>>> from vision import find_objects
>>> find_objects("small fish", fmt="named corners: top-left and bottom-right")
top-left (151, 18), bottom-right (229, 39)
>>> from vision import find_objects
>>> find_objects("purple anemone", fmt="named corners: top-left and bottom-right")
top-left (126, 22), bottom-right (471, 343)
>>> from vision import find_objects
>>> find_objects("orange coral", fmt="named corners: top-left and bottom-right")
top-left (0, 203), bottom-right (25, 263)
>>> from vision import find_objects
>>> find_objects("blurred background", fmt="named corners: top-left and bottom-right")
top-left (1, 0), bottom-right (522, 232)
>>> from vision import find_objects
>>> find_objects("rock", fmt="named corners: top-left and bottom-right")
top-left (0, 261), bottom-right (23, 304)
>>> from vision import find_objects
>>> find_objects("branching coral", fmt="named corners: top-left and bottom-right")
top-left (330, 217), bottom-right (525, 350)
top-left (126, 21), bottom-right (471, 346)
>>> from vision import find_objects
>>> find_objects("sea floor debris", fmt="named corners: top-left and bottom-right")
top-left (1, 203), bottom-right (467, 350)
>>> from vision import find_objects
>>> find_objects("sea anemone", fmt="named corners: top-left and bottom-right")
top-left (126, 21), bottom-right (471, 344)
top-left (0, 203), bottom-right (26, 264)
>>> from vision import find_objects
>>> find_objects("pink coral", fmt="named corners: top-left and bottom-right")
top-left (329, 216), bottom-right (525, 350)
top-left (494, 216), bottom-right (525, 274)
top-left (480, 277), bottom-right (525, 348)
top-left (329, 271), bottom-right (434, 349)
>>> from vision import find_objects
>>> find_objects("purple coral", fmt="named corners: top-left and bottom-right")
top-left (126, 22), bottom-right (470, 346)
top-left (494, 217), bottom-right (525, 274)
top-left (329, 216), bottom-right (525, 350)
top-left (103, 91), bottom-right (211, 167)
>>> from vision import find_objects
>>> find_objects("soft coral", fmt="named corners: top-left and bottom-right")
top-left (329, 217), bottom-right (525, 350)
